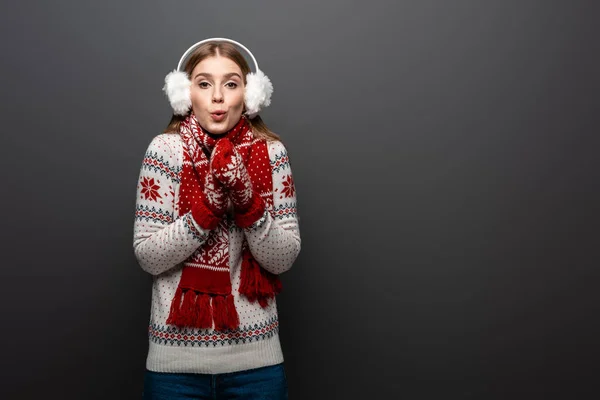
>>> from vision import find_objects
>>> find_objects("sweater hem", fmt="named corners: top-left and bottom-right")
top-left (145, 331), bottom-right (284, 374)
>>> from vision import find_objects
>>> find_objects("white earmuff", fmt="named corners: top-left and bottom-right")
top-left (162, 38), bottom-right (273, 118)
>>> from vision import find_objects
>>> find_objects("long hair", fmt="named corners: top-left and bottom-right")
top-left (163, 42), bottom-right (280, 142)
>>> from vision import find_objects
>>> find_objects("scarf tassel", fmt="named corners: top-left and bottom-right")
top-left (212, 294), bottom-right (240, 331)
top-left (166, 289), bottom-right (238, 330)
top-left (196, 292), bottom-right (213, 329)
top-left (239, 253), bottom-right (282, 307)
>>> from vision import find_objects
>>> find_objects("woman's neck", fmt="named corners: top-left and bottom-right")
top-left (204, 129), bottom-right (223, 140)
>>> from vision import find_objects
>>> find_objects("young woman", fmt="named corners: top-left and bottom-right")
top-left (133, 38), bottom-right (300, 399)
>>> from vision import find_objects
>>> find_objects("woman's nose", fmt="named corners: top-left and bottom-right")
top-left (212, 88), bottom-right (224, 102)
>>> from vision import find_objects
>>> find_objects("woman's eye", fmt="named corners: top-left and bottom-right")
top-left (225, 82), bottom-right (238, 88)
top-left (198, 82), bottom-right (209, 88)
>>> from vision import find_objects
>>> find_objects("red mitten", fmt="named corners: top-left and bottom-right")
top-left (210, 139), bottom-right (265, 228)
top-left (191, 170), bottom-right (228, 230)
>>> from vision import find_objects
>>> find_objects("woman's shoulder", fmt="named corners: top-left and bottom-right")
top-left (153, 131), bottom-right (182, 146)
top-left (141, 133), bottom-right (184, 178)
top-left (264, 137), bottom-right (284, 152)
top-left (264, 139), bottom-right (294, 173)
top-left (146, 132), bottom-right (183, 155)
top-left (265, 138), bottom-right (289, 160)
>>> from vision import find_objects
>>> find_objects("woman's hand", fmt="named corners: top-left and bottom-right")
top-left (202, 171), bottom-right (229, 216)
top-left (210, 139), bottom-right (254, 212)
top-left (210, 138), bottom-right (266, 228)
top-left (191, 168), bottom-right (228, 230)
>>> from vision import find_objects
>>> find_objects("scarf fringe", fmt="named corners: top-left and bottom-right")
top-left (212, 294), bottom-right (239, 331)
top-left (239, 252), bottom-right (282, 308)
top-left (197, 293), bottom-right (213, 328)
top-left (166, 288), bottom-right (238, 330)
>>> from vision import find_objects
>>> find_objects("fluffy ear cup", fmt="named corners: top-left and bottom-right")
top-left (163, 70), bottom-right (192, 116)
top-left (244, 69), bottom-right (273, 118)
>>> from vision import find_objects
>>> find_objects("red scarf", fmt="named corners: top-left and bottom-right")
top-left (166, 113), bottom-right (282, 332)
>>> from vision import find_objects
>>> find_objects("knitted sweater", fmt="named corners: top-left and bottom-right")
top-left (133, 132), bottom-right (300, 374)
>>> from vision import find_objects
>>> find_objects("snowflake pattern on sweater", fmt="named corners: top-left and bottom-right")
top-left (133, 133), bottom-right (300, 374)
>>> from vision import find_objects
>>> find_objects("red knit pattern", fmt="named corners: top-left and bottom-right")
top-left (166, 113), bottom-right (282, 331)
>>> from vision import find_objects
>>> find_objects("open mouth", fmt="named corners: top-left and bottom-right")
top-left (210, 111), bottom-right (227, 121)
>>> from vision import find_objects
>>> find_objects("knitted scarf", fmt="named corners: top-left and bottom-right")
top-left (166, 113), bottom-right (282, 332)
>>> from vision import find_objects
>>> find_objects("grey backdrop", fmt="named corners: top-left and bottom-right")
top-left (1, 0), bottom-right (599, 398)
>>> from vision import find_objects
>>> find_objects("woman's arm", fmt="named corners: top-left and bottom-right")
top-left (133, 135), bottom-right (211, 275)
top-left (243, 140), bottom-right (301, 275)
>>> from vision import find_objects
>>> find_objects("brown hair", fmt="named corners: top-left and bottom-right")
top-left (163, 41), bottom-right (280, 142)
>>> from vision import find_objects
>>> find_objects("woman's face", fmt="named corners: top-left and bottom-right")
top-left (189, 55), bottom-right (245, 134)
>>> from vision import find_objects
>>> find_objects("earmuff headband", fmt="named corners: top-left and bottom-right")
top-left (176, 37), bottom-right (260, 74)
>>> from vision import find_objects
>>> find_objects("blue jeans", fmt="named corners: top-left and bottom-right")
top-left (142, 363), bottom-right (288, 399)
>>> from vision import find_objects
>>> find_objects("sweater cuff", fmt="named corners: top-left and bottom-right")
top-left (234, 192), bottom-right (266, 228)
top-left (191, 200), bottom-right (222, 230)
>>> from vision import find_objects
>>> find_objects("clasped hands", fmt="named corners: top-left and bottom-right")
top-left (198, 139), bottom-right (263, 228)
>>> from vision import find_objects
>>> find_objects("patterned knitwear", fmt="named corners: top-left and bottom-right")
top-left (133, 130), bottom-right (300, 374)
top-left (167, 114), bottom-right (282, 332)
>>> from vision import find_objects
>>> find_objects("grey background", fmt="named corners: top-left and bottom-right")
top-left (1, 0), bottom-right (599, 398)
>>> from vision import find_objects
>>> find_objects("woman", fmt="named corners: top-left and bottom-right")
top-left (133, 38), bottom-right (300, 399)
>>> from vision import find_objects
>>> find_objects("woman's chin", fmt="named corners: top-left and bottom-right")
top-left (202, 119), bottom-right (229, 135)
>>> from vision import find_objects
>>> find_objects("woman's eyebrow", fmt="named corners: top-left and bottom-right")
top-left (193, 72), bottom-right (242, 80)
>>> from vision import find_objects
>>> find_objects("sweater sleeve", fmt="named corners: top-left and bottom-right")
top-left (133, 135), bottom-right (211, 276)
top-left (243, 140), bottom-right (301, 275)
